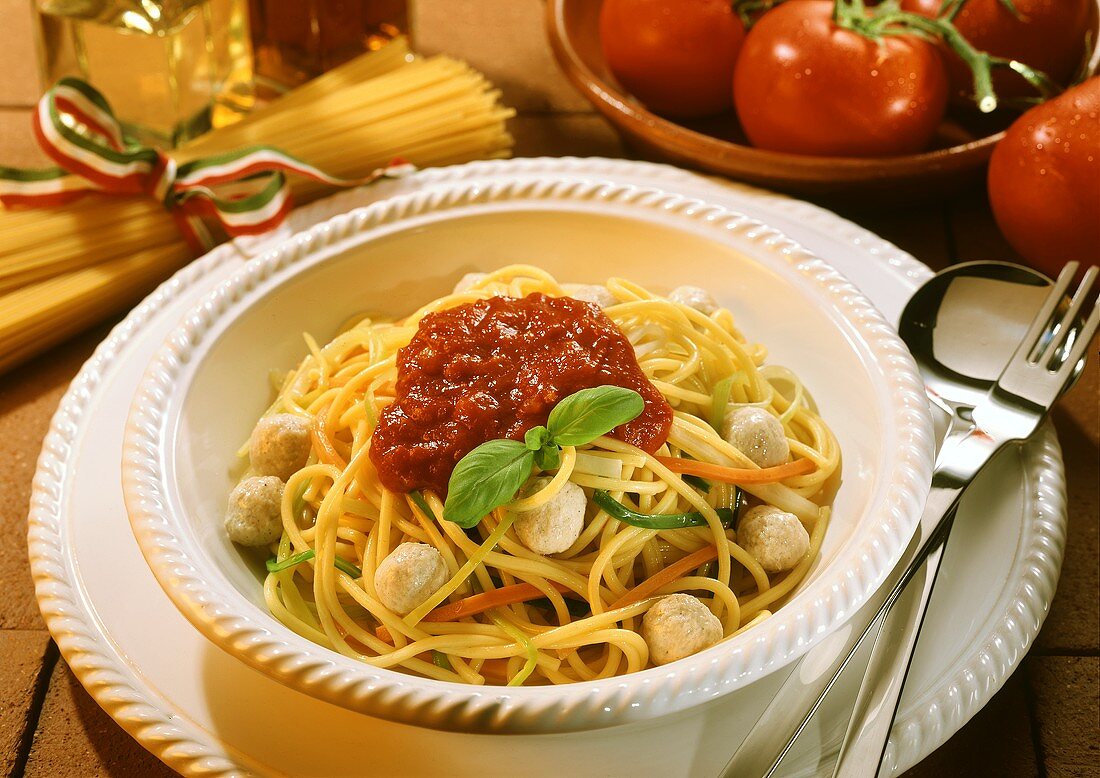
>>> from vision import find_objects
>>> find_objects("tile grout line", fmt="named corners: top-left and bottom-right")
top-left (1030, 647), bottom-right (1100, 657)
top-left (10, 639), bottom-right (59, 778)
top-left (1022, 661), bottom-right (1050, 778)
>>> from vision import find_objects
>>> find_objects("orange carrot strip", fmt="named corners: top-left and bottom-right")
top-left (428, 581), bottom-right (573, 623)
top-left (655, 456), bottom-right (814, 484)
top-left (378, 549), bottom-right (721, 642)
top-left (608, 545), bottom-right (720, 611)
top-left (477, 659), bottom-right (511, 683)
top-left (374, 581), bottom-right (574, 643)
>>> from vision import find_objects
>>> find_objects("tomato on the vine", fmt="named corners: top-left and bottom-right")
top-left (732, 0), bottom-right (949, 156)
top-left (988, 78), bottom-right (1100, 275)
top-left (599, 0), bottom-right (745, 119)
top-left (902, 0), bottom-right (1093, 101)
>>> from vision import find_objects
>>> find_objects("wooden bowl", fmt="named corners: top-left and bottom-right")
top-left (545, 0), bottom-right (1014, 198)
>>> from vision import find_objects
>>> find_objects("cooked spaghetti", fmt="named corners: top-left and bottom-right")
top-left (226, 265), bottom-right (840, 685)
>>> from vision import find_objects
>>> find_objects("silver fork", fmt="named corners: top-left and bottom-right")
top-left (831, 261), bottom-right (1098, 778)
top-left (722, 262), bottom-right (1098, 778)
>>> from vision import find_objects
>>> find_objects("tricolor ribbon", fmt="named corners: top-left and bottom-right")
top-left (0, 77), bottom-right (414, 253)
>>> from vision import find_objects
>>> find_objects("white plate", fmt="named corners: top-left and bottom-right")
top-left (27, 158), bottom-right (1065, 776)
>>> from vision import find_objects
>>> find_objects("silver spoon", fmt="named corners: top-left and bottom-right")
top-left (721, 261), bottom-right (1063, 777)
top-left (831, 261), bottom-right (1066, 777)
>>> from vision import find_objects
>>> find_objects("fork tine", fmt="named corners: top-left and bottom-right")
top-left (1056, 292), bottom-right (1100, 380)
top-left (1045, 265), bottom-right (1099, 369)
top-left (1026, 262), bottom-right (1080, 364)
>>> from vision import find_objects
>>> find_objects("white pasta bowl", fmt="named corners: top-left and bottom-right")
top-left (121, 176), bottom-right (934, 733)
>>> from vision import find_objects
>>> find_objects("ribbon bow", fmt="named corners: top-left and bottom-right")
top-left (0, 77), bottom-right (413, 253)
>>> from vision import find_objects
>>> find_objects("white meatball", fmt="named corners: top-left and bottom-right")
top-left (668, 285), bottom-right (719, 315)
top-left (453, 272), bottom-right (487, 294)
top-left (514, 478), bottom-right (586, 555)
top-left (374, 542), bottom-right (449, 615)
top-left (722, 406), bottom-right (790, 468)
top-left (562, 283), bottom-right (617, 308)
top-left (249, 413), bottom-right (311, 480)
top-left (641, 593), bottom-right (723, 666)
top-left (738, 505), bottom-right (810, 573)
top-left (225, 476), bottom-right (285, 547)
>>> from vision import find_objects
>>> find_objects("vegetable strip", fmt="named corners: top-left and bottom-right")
top-left (426, 581), bottom-right (573, 622)
top-left (655, 456), bottom-right (814, 484)
top-left (592, 489), bottom-right (739, 530)
top-left (375, 580), bottom-right (574, 643)
top-left (608, 545), bottom-right (720, 610)
top-left (266, 548), bottom-right (363, 579)
top-left (709, 376), bottom-right (735, 430)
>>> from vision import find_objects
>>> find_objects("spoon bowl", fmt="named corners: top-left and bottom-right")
top-left (899, 262), bottom-right (1052, 412)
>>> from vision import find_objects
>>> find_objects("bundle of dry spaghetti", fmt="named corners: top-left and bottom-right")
top-left (0, 38), bottom-right (513, 374)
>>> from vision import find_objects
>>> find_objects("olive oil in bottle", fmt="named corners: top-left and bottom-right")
top-left (248, 0), bottom-right (406, 94)
top-left (34, 0), bottom-right (254, 148)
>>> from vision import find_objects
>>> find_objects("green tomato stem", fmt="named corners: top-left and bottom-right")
top-left (835, 1), bottom-right (1061, 113)
top-left (939, 0), bottom-right (966, 22)
top-left (731, 0), bottom-right (782, 28)
top-left (886, 10), bottom-right (1001, 111)
top-left (999, 57), bottom-right (1061, 99)
top-left (997, 0), bottom-right (1023, 22)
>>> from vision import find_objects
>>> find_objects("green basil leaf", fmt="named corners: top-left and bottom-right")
top-left (443, 439), bottom-right (534, 528)
top-left (533, 444), bottom-right (561, 471)
top-left (546, 386), bottom-right (645, 447)
top-left (524, 425), bottom-right (550, 451)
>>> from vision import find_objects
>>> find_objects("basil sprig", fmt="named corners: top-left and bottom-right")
top-left (441, 386), bottom-right (645, 528)
top-left (546, 386), bottom-right (645, 445)
top-left (592, 488), bottom-right (741, 530)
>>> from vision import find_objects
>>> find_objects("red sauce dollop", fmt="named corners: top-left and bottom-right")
top-left (370, 293), bottom-right (673, 495)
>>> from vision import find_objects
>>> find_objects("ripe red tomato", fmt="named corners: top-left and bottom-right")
top-left (988, 78), bottom-right (1100, 274)
top-left (732, 0), bottom-right (949, 156)
top-left (599, 0), bottom-right (745, 119)
top-left (902, 0), bottom-right (1092, 101)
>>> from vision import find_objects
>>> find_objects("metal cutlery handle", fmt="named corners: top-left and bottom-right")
top-left (719, 487), bottom-right (959, 778)
top-left (720, 406), bottom-right (998, 778)
top-left (834, 264), bottom-right (1098, 778)
top-left (831, 519), bottom-right (952, 778)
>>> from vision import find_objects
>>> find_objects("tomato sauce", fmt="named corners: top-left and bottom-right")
top-left (370, 293), bottom-right (673, 495)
